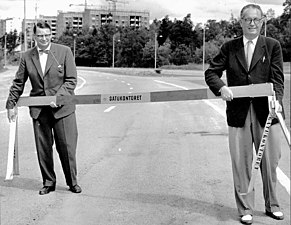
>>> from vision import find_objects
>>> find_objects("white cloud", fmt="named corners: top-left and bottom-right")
top-left (0, 0), bottom-right (285, 23)
top-left (129, 0), bottom-right (285, 23)
top-left (246, 0), bottom-right (284, 5)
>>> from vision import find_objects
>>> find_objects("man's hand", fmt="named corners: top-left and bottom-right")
top-left (220, 86), bottom-right (234, 101)
top-left (269, 98), bottom-right (282, 116)
top-left (276, 102), bottom-right (282, 113)
top-left (49, 101), bottom-right (59, 108)
top-left (7, 108), bottom-right (17, 122)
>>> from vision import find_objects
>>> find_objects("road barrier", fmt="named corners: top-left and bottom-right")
top-left (5, 83), bottom-right (289, 182)
top-left (17, 83), bottom-right (274, 106)
top-left (240, 93), bottom-right (290, 195)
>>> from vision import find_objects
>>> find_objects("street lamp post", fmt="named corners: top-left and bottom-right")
top-left (2, 18), bottom-right (13, 67)
top-left (24, 0), bottom-right (27, 51)
top-left (154, 32), bottom-right (157, 69)
top-left (264, 17), bottom-right (267, 37)
top-left (264, 11), bottom-right (272, 37)
top-left (4, 33), bottom-right (7, 67)
top-left (154, 33), bottom-right (162, 70)
top-left (73, 33), bottom-right (77, 60)
top-left (112, 33), bottom-right (120, 68)
top-left (112, 34), bottom-right (115, 68)
top-left (202, 25), bottom-right (206, 72)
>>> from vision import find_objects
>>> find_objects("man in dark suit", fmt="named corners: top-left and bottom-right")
top-left (205, 4), bottom-right (284, 224)
top-left (6, 21), bottom-right (82, 195)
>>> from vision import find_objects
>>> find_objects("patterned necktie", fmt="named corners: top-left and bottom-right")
top-left (245, 40), bottom-right (253, 70)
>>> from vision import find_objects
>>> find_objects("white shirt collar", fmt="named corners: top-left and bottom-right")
top-left (243, 36), bottom-right (259, 46)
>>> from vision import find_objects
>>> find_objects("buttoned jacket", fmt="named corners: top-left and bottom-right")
top-left (205, 35), bottom-right (284, 127)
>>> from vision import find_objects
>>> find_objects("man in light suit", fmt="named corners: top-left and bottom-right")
top-left (6, 21), bottom-right (82, 195)
top-left (205, 4), bottom-right (284, 224)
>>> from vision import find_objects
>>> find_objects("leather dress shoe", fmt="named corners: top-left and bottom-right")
top-left (265, 210), bottom-right (284, 220)
top-left (69, 184), bottom-right (82, 193)
top-left (39, 186), bottom-right (55, 195)
top-left (240, 214), bottom-right (253, 224)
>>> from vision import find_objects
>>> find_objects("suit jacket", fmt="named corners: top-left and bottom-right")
top-left (6, 43), bottom-right (77, 119)
top-left (205, 35), bottom-right (284, 127)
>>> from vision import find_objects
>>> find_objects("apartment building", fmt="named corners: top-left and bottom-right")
top-left (39, 15), bottom-right (57, 37)
top-left (0, 18), bottom-right (22, 37)
top-left (83, 8), bottom-right (150, 29)
top-left (1, 7), bottom-right (150, 43)
top-left (56, 11), bottom-right (83, 37)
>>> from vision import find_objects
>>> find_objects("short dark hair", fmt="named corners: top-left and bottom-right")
top-left (240, 4), bottom-right (264, 19)
top-left (33, 21), bottom-right (51, 34)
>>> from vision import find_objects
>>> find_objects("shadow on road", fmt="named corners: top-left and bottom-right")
top-left (123, 192), bottom-right (238, 222)
top-left (0, 176), bottom-right (42, 192)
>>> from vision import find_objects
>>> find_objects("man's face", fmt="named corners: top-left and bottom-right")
top-left (240, 8), bottom-right (264, 40)
top-left (34, 27), bottom-right (52, 49)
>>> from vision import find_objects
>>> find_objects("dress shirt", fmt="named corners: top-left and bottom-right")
top-left (37, 44), bottom-right (51, 75)
top-left (243, 36), bottom-right (258, 69)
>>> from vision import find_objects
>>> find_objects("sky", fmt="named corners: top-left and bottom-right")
top-left (0, 0), bottom-right (286, 24)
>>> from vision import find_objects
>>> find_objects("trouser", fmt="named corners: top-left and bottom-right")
top-left (228, 104), bottom-right (281, 216)
top-left (33, 107), bottom-right (78, 187)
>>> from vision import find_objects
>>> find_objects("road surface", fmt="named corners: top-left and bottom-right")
top-left (0, 66), bottom-right (289, 225)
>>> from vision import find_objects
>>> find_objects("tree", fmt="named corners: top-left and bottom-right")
top-left (158, 16), bottom-right (173, 46)
top-left (168, 14), bottom-right (194, 51)
top-left (278, 0), bottom-right (291, 61)
top-left (158, 39), bottom-right (172, 66)
top-left (141, 39), bottom-right (155, 68)
top-left (171, 44), bottom-right (191, 65)
top-left (76, 34), bottom-right (106, 67)
top-left (205, 20), bottom-right (221, 41)
top-left (117, 27), bottom-right (150, 67)
top-left (98, 24), bottom-right (116, 66)
top-left (193, 39), bottom-right (220, 64)
top-left (53, 10), bottom-right (290, 67)
top-left (4, 30), bottom-right (19, 54)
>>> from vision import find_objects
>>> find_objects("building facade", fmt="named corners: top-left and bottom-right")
top-left (39, 15), bottom-right (57, 37)
top-left (56, 8), bottom-right (149, 37)
top-left (0, 18), bottom-right (22, 37)
top-left (56, 11), bottom-right (83, 37)
top-left (1, 7), bottom-right (150, 49)
top-left (82, 8), bottom-right (150, 30)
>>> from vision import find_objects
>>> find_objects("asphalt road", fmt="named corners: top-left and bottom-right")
top-left (0, 66), bottom-right (290, 225)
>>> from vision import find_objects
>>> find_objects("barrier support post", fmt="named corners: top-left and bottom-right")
top-left (13, 117), bottom-right (20, 175)
top-left (240, 92), bottom-right (290, 196)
